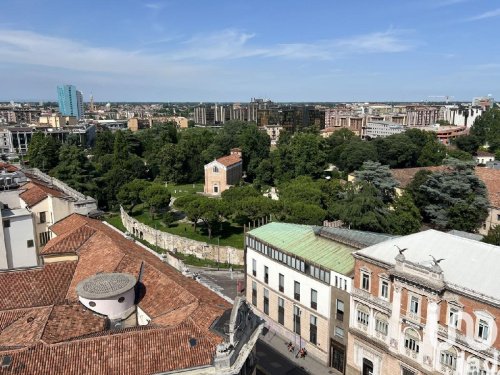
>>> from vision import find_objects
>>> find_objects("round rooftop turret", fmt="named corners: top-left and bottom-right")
top-left (76, 273), bottom-right (136, 300)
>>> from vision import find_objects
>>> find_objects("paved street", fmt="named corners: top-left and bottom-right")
top-left (188, 266), bottom-right (244, 301)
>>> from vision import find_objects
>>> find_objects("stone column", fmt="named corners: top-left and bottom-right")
top-left (423, 295), bottom-right (440, 371)
top-left (389, 282), bottom-right (402, 353)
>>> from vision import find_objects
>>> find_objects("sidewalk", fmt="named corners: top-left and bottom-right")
top-left (257, 329), bottom-right (333, 375)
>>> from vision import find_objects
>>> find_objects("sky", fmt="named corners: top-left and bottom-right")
top-left (0, 0), bottom-right (499, 102)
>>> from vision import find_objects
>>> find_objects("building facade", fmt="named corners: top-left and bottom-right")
top-left (245, 223), bottom-right (395, 373)
top-left (347, 230), bottom-right (500, 375)
top-left (362, 121), bottom-right (406, 139)
top-left (204, 148), bottom-right (243, 195)
top-left (57, 84), bottom-right (84, 119)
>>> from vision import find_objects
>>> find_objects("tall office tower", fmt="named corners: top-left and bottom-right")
top-left (57, 84), bottom-right (84, 119)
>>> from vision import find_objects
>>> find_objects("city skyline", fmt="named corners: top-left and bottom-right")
top-left (0, 0), bottom-right (499, 102)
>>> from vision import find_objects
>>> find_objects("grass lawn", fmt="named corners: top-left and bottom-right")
top-left (104, 213), bottom-right (126, 232)
top-left (131, 206), bottom-right (244, 249)
top-left (166, 183), bottom-right (203, 198)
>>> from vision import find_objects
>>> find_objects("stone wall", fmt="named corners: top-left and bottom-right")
top-left (120, 207), bottom-right (244, 266)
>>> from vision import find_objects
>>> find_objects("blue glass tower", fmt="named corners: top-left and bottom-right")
top-left (57, 85), bottom-right (83, 119)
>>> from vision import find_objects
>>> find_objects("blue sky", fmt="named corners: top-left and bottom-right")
top-left (0, 0), bottom-right (498, 102)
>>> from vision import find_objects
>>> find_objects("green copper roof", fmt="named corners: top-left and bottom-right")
top-left (248, 222), bottom-right (356, 275)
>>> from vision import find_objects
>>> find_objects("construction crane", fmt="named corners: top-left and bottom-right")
top-left (427, 95), bottom-right (455, 104)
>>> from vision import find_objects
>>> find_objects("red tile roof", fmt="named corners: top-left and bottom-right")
top-left (390, 166), bottom-right (448, 188)
top-left (391, 166), bottom-right (500, 208)
top-left (0, 162), bottom-right (18, 172)
top-left (18, 180), bottom-right (65, 207)
top-left (216, 154), bottom-right (242, 167)
top-left (0, 262), bottom-right (77, 310)
top-left (0, 214), bottom-right (232, 374)
top-left (475, 167), bottom-right (500, 207)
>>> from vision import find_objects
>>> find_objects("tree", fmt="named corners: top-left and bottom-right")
top-left (374, 135), bottom-right (419, 168)
top-left (337, 141), bottom-right (378, 172)
top-left (354, 161), bottom-right (399, 203)
top-left (117, 179), bottom-right (151, 211)
top-left (232, 196), bottom-right (277, 225)
top-left (221, 185), bottom-right (260, 204)
top-left (174, 195), bottom-right (205, 231)
top-left (387, 192), bottom-right (422, 235)
top-left (470, 108), bottom-right (500, 153)
top-left (278, 176), bottom-right (324, 206)
top-left (27, 133), bottom-right (61, 172)
top-left (93, 129), bottom-right (114, 159)
top-left (333, 182), bottom-right (389, 232)
top-left (482, 225), bottom-right (500, 246)
top-left (198, 198), bottom-right (227, 239)
top-left (254, 158), bottom-right (274, 188)
top-left (446, 148), bottom-right (473, 161)
top-left (288, 133), bottom-right (327, 178)
top-left (452, 135), bottom-right (481, 154)
top-left (140, 183), bottom-right (171, 219)
top-left (419, 158), bottom-right (489, 231)
top-left (50, 145), bottom-right (96, 196)
top-left (416, 141), bottom-right (447, 166)
top-left (282, 201), bottom-right (326, 225)
top-left (407, 169), bottom-right (433, 220)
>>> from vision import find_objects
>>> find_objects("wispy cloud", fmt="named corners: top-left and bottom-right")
top-left (145, 2), bottom-right (166, 11)
top-left (466, 8), bottom-right (500, 21)
top-left (171, 29), bottom-right (415, 61)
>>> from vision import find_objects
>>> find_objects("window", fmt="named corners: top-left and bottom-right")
top-left (311, 289), bottom-right (318, 310)
top-left (401, 367), bottom-right (416, 375)
top-left (39, 231), bottom-right (51, 246)
top-left (3, 219), bottom-right (10, 228)
top-left (310, 315), bottom-right (318, 345)
top-left (335, 326), bottom-right (344, 338)
top-left (252, 259), bottom-right (256, 277)
top-left (440, 349), bottom-right (457, 370)
top-left (375, 316), bottom-right (388, 335)
top-left (467, 358), bottom-right (487, 375)
top-left (264, 266), bottom-right (269, 284)
top-left (213, 185), bottom-right (218, 193)
top-left (251, 281), bottom-right (257, 306)
top-left (27, 239), bottom-right (34, 248)
top-left (336, 300), bottom-right (344, 322)
top-left (213, 166), bottom-right (219, 173)
top-left (357, 309), bottom-right (369, 326)
top-left (478, 320), bottom-right (489, 340)
top-left (410, 296), bottom-right (419, 314)
top-left (39, 211), bottom-right (46, 224)
top-left (449, 307), bottom-right (459, 328)
top-left (331, 345), bottom-right (345, 373)
top-left (404, 329), bottom-right (420, 353)
top-left (381, 280), bottom-right (389, 299)
top-left (361, 272), bottom-right (370, 291)
top-left (263, 289), bottom-right (269, 315)
top-left (279, 273), bottom-right (284, 292)
top-left (278, 297), bottom-right (285, 325)
top-left (293, 306), bottom-right (301, 334)
top-left (294, 281), bottom-right (300, 301)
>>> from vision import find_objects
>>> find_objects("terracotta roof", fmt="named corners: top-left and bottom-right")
top-left (216, 154), bottom-right (242, 167)
top-left (475, 167), bottom-right (500, 207)
top-left (390, 166), bottom-right (448, 188)
top-left (40, 224), bottom-right (96, 255)
top-left (41, 305), bottom-right (107, 344)
top-left (391, 166), bottom-right (500, 208)
top-left (0, 307), bottom-right (52, 349)
top-left (0, 214), bottom-right (232, 374)
top-left (0, 162), bottom-right (18, 172)
top-left (18, 180), bottom-right (65, 207)
top-left (0, 262), bottom-right (77, 310)
top-left (475, 150), bottom-right (494, 157)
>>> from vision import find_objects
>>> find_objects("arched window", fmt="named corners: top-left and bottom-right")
top-left (404, 328), bottom-right (420, 353)
top-left (375, 312), bottom-right (389, 335)
top-left (466, 356), bottom-right (489, 375)
top-left (356, 304), bottom-right (369, 326)
top-left (440, 346), bottom-right (458, 370)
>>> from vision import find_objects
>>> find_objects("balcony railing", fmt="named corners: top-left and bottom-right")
top-left (352, 287), bottom-right (391, 312)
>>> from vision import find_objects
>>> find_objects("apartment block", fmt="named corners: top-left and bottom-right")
top-left (245, 222), bottom-right (394, 373)
top-left (347, 230), bottom-right (500, 375)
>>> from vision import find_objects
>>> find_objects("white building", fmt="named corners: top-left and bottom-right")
top-left (0, 207), bottom-right (37, 269)
top-left (362, 121), bottom-right (406, 139)
top-left (245, 222), bottom-right (394, 373)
